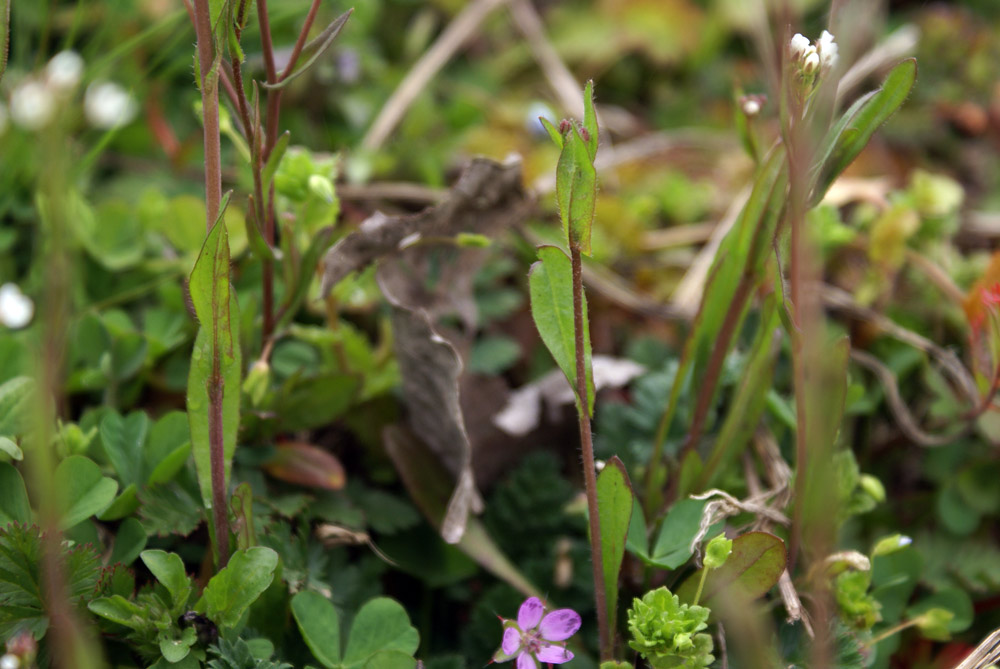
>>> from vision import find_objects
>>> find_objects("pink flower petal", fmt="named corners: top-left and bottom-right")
top-left (516, 652), bottom-right (537, 669)
top-left (517, 597), bottom-right (544, 630)
top-left (536, 643), bottom-right (574, 664)
top-left (502, 627), bottom-right (521, 656)
top-left (538, 609), bottom-right (581, 641)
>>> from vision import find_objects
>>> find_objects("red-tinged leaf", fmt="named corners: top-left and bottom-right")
top-left (676, 531), bottom-right (787, 605)
top-left (264, 442), bottom-right (346, 490)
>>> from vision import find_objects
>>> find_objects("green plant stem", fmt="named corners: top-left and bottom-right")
top-left (865, 619), bottom-right (919, 647)
top-left (692, 567), bottom-right (709, 607)
top-left (192, 0), bottom-right (230, 565)
top-left (571, 246), bottom-right (611, 660)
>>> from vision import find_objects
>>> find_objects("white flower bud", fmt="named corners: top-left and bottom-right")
top-left (803, 50), bottom-right (820, 74)
top-left (742, 99), bottom-right (761, 116)
top-left (790, 33), bottom-right (811, 59)
top-left (0, 653), bottom-right (20, 669)
top-left (46, 50), bottom-right (84, 91)
top-left (9, 79), bottom-right (55, 130)
top-left (0, 283), bottom-right (33, 329)
top-left (84, 81), bottom-right (137, 129)
top-left (818, 30), bottom-right (839, 70)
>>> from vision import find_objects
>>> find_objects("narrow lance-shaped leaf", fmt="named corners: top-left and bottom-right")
top-left (261, 130), bottom-right (290, 190)
top-left (187, 209), bottom-right (242, 523)
top-left (555, 125), bottom-right (597, 255)
top-left (595, 457), bottom-right (633, 632)
top-left (262, 9), bottom-right (353, 90)
top-left (540, 117), bottom-right (563, 149)
top-left (528, 245), bottom-right (594, 414)
top-left (811, 59), bottom-right (917, 204)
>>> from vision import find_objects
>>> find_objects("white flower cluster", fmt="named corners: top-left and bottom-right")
top-left (1, 50), bottom-right (137, 133)
top-left (790, 30), bottom-right (839, 75)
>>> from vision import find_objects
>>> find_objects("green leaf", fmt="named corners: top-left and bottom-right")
top-left (0, 463), bottom-right (30, 527)
top-left (187, 216), bottom-right (242, 519)
top-left (139, 482), bottom-right (204, 538)
top-left (0, 376), bottom-right (34, 437)
top-left (812, 59), bottom-right (917, 204)
top-left (468, 335), bottom-right (521, 375)
top-left (906, 589), bottom-right (973, 634)
top-left (363, 651), bottom-right (417, 669)
top-left (55, 455), bottom-right (119, 529)
top-left (676, 532), bottom-right (787, 605)
top-left (699, 296), bottom-right (780, 489)
top-left (88, 595), bottom-right (146, 629)
top-left (291, 590), bottom-right (341, 668)
top-left (649, 499), bottom-right (707, 569)
top-left (160, 626), bottom-right (197, 663)
top-left (263, 10), bottom-right (353, 89)
top-left (262, 130), bottom-right (291, 189)
top-left (625, 496), bottom-right (649, 559)
top-left (146, 411), bottom-right (190, 482)
top-left (199, 546), bottom-right (279, 630)
top-left (528, 245), bottom-right (594, 413)
top-left (100, 410), bottom-right (149, 487)
top-left (110, 517), bottom-right (147, 566)
top-left (141, 549), bottom-right (192, 608)
top-left (596, 456), bottom-right (633, 631)
top-left (0, 436), bottom-right (22, 461)
top-left (272, 372), bottom-right (360, 431)
top-left (555, 125), bottom-right (597, 255)
top-left (343, 597), bottom-right (419, 668)
top-left (540, 117), bottom-right (563, 148)
top-left (275, 226), bottom-right (335, 331)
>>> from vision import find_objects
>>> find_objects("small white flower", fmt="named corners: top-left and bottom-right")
top-left (817, 30), bottom-right (838, 70)
top-left (742, 98), bottom-right (761, 116)
top-left (9, 79), bottom-right (55, 130)
top-left (84, 81), bottom-right (137, 129)
top-left (790, 33), bottom-right (811, 59)
top-left (46, 50), bottom-right (84, 91)
top-left (0, 283), bottom-right (34, 329)
top-left (898, 535), bottom-right (912, 547)
top-left (0, 653), bottom-right (20, 669)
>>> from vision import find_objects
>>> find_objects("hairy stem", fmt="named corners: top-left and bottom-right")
top-left (192, 0), bottom-right (222, 226)
top-left (192, 0), bottom-right (230, 564)
top-left (571, 246), bottom-right (611, 660)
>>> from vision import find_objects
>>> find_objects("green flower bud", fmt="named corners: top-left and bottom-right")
top-left (703, 533), bottom-right (732, 570)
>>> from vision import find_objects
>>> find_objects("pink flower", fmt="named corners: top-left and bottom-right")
top-left (493, 597), bottom-right (581, 669)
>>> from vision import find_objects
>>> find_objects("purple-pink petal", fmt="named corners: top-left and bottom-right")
top-left (516, 651), bottom-right (537, 669)
top-left (517, 597), bottom-right (544, 630)
top-left (536, 643), bottom-right (575, 664)
top-left (501, 627), bottom-right (521, 656)
top-left (538, 609), bottom-right (581, 641)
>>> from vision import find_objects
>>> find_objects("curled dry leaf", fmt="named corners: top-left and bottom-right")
top-left (321, 157), bottom-right (531, 543)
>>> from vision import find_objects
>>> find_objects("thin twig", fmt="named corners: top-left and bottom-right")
top-left (361, 0), bottom-right (509, 151)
